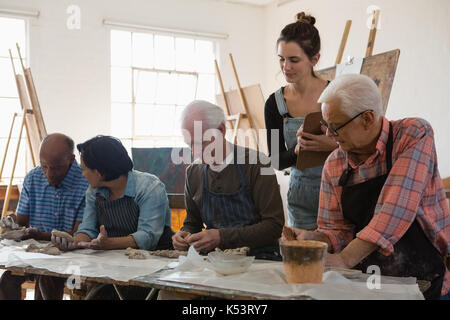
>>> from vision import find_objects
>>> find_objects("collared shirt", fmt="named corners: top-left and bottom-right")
top-left (182, 144), bottom-right (285, 249)
top-left (16, 162), bottom-right (89, 233)
top-left (75, 170), bottom-right (171, 250)
top-left (318, 117), bottom-right (450, 295)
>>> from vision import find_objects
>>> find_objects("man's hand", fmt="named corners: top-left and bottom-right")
top-left (0, 215), bottom-right (20, 229)
top-left (51, 233), bottom-right (78, 251)
top-left (77, 225), bottom-right (109, 250)
top-left (282, 226), bottom-right (332, 249)
top-left (20, 228), bottom-right (41, 241)
top-left (325, 253), bottom-right (349, 268)
top-left (282, 226), bottom-right (319, 241)
top-left (186, 229), bottom-right (221, 253)
top-left (172, 230), bottom-right (191, 251)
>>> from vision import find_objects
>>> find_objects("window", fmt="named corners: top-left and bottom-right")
top-left (110, 30), bottom-right (217, 150)
top-left (0, 16), bottom-right (28, 182)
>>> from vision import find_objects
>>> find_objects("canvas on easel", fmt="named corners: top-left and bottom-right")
top-left (316, 49), bottom-right (400, 115)
top-left (215, 54), bottom-right (267, 154)
top-left (1, 45), bottom-right (46, 217)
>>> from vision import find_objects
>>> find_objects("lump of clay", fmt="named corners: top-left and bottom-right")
top-left (0, 227), bottom-right (27, 240)
top-left (148, 250), bottom-right (188, 259)
top-left (51, 229), bottom-right (74, 242)
top-left (215, 247), bottom-right (250, 256)
top-left (26, 243), bottom-right (61, 256)
top-left (125, 247), bottom-right (148, 260)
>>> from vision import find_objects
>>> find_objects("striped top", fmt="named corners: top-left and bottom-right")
top-left (318, 117), bottom-right (449, 295)
top-left (16, 162), bottom-right (89, 233)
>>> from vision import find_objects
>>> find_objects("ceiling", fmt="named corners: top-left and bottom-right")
top-left (210, 0), bottom-right (297, 8)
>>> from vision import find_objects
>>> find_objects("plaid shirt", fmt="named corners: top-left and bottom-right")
top-left (318, 117), bottom-right (450, 296)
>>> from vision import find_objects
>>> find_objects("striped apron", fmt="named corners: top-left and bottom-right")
top-left (201, 161), bottom-right (281, 260)
top-left (95, 194), bottom-right (173, 250)
top-left (201, 163), bottom-right (259, 229)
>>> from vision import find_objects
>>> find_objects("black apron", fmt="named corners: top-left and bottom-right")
top-left (339, 123), bottom-right (445, 300)
top-left (96, 194), bottom-right (173, 250)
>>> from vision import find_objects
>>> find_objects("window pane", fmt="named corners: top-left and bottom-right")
top-left (131, 139), bottom-right (154, 148)
top-left (120, 139), bottom-right (133, 158)
top-left (196, 74), bottom-right (215, 103)
top-left (0, 98), bottom-right (21, 136)
top-left (175, 38), bottom-right (195, 72)
top-left (111, 30), bottom-right (131, 67)
top-left (0, 138), bottom-right (27, 179)
top-left (132, 32), bottom-right (153, 68)
top-left (0, 58), bottom-right (19, 97)
top-left (176, 74), bottom-right (196, 105)
top-left (154, 35), bottom-right (174, 70)
top-left (151, 105), bottom-right (176, 136)
top-left (155, 72), bottom-right (177, 105)
top-left (135, 103), bottom-right (153, 136)
top-left (195, 40), bottom-right (214, 73)
top-left (174, 106), bottom-right (185, 136)
top-left (0, 17), bottom-right (26, 59)
top-left (111, 67), bottom-right (131, 102)
top-left (111, 103), bottom-right (132, 138)
top-left (134, 70), bottom-right (157, 103)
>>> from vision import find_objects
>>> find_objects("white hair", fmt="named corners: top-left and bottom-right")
top-left (318, 74), bottom-right (383, 119)
top-left (181, 100), bottom-right (225, 129)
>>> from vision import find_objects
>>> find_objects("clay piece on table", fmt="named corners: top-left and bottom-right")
top-left (26, 243), bottom-right (61, 256)
top-left (0, 227), bottom-right (27, 240)
top-left (125, 247), bottom-right (148, 260)
top-left (51, 229), bottom-right (74, 242)
top-left (215, 246), bottom-right (250, 256)
top-left (147, 250), bottom-right (188, 259)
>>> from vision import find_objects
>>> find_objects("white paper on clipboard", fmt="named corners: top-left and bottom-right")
top-left (336, 56), bottom-right (363, 76)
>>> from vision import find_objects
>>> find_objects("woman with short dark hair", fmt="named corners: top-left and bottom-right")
top-left (53, 135), bottom-right (173, 252)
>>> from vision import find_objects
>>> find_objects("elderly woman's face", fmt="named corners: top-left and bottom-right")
top-left (322, 102), bottom-right (372, 153)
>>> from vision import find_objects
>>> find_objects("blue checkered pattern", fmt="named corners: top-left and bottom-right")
top-left (16, 162), bottom-right (89, 232)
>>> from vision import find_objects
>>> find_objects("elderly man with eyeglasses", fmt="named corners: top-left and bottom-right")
top-left (286, 74), bottom-right (449, 300)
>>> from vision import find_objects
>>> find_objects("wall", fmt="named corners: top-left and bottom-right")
top-left (0, 0), bottom-right (265, 148)
top-left (262, 0), bottom-right (450, 177)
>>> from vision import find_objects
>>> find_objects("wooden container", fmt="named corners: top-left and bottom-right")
top-left (280, 240), bottom-right (328, 284)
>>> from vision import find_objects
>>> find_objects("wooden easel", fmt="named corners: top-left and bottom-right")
top-left (317, 9), bottom-right (399, 114)
top-left (214, 54), bottom-right (260, 150)
top-left (1, 44), bottom-right (46, 217)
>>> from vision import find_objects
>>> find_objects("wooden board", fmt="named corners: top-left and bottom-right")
top-left (216, 84), bottom-right (268, 154)
top-left (16, 74), bottom-right (41, 165)
top-left (316, 49), bottom-right (400, 114)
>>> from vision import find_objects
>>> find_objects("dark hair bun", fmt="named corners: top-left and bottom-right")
top-left (296, 12), bottom-right (316, 25)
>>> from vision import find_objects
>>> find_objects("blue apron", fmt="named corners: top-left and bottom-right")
top-left (201, 162), bottom-right (259, 229)
top-left (201, 151), bottom-right (282, 260)
top-left (275, 88), bottom-right (322, 230)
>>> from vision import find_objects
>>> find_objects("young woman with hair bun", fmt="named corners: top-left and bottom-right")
top-left (264, 12), bottom-right (337, 230)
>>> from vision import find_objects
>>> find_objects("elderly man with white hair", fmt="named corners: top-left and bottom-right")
top-left (172, 100), bottom-right (284, 259)
top-left (285, 74), bottom-right (449, 300)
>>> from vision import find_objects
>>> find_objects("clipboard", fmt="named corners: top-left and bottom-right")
top-left (296, 112), bottom-right (332, 170)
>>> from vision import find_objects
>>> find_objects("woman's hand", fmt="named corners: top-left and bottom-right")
top-left (77, 225), bottom-right (109, 250)
top-left (296, 124), bottom-right (337, 152)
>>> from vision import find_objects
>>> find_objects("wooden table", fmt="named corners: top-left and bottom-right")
top-left (0, 262), bottom-right (310, 300)
top-left (129, 269), bottom-right (312, 300)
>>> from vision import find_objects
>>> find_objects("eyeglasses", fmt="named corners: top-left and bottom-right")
top-left (320, 110), bottom-right (373, 137)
